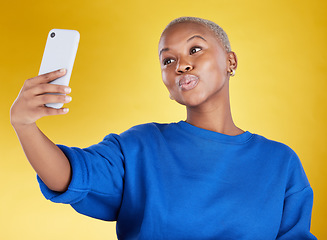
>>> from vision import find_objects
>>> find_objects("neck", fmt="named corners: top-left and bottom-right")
top-left (185, 83), bottom-right (244, 136)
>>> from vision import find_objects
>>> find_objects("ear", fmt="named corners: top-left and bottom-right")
top-left (227, 51), bottom-right (238, 72)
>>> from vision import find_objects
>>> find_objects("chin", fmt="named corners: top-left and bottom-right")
top-left (177, 94), bottom-right (206, 108)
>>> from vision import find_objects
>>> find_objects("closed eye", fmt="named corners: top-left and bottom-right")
top-left (190, 46), bottom-right (202, 55)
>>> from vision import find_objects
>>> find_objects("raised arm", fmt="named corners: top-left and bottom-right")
top-left (10, 69), bottom-right (72, 192)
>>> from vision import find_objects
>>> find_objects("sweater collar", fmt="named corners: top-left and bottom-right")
top-left (176, 121), bottom-right (253, 144)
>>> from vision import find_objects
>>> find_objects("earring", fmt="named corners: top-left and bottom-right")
top-left (230, 69), bottom-right (235, 77)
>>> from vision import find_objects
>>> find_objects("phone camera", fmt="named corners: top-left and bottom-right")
top-left (50, 32), bottom-right (55, 38)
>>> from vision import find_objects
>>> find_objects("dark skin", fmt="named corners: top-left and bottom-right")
top-left (9, 21), bottom-right (244, 193)
top-left (10, 69), bottom-right (72, 192)
top-left (158, 22), bottom-right (244, 135)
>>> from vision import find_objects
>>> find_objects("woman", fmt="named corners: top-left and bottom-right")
top-left (10, 17), bottom-right (316, 239)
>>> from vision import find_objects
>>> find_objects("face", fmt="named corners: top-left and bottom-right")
top-left (158, 22), bottom-right (236, 108)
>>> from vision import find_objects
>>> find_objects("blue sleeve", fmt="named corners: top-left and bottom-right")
top-left (276, 187), bottom-right (316, 239)
top-left (276, 152), bottom-right (317, 239)
top-left (37, 134), bottom-right (125, 221)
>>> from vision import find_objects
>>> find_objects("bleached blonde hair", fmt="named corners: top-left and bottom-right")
top-left (160, 16), bottom-right (232, 53)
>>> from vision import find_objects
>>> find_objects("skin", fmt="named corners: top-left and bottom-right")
top-left (10, 21), bottom-right (244, 192)
top-left (10, 69), bottom-right (72, 192)
top-left (158, 22), bottom-right (244, 135)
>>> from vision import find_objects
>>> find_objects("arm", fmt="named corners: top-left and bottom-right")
top-left (10, 69), bottom-right (72, 192)
top-left (276, 186), bottom-right (317, 240)
top-left (276, 152), bottom-right (317, 239)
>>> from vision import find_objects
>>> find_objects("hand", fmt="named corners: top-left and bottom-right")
top-left (10, 68), bottom-right (72, 127)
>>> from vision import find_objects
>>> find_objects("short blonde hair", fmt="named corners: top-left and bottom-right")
top-left (160, 16), bottom-right (232, 53)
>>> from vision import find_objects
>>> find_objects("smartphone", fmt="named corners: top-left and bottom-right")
top-left (38, 29), bottom-right (80, 109)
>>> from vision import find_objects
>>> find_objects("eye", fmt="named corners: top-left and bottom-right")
top-left (163, 58), bottom-right (175, 66)
top-left (190, 46), bottom-right (202, 55)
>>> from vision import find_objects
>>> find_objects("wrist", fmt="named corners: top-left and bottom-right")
top-left (12, 122), bottom-right (37, 132)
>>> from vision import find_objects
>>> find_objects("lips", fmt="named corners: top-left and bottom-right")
top-left (177, 74), bottom-right (199, 91)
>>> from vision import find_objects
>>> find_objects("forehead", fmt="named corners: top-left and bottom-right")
top-left (159, 22), bottom-right (218, 50)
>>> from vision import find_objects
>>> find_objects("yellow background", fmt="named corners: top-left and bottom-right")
top-left (1, 0), bottom-right (326, 239)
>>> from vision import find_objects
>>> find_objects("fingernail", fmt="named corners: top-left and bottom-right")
top-left (63, 108), bottom-right (69, 113)
top-left (65, 96), bottom-right (72, 102)
top-left (60, 68), bottom-right (66, 73)
top-left (65, 87), bottom-right (71, 93)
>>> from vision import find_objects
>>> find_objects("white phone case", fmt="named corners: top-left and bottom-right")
top-left (39, 29), bottom-right (80, 109)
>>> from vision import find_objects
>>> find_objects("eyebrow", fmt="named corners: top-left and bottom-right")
top-left (159, 35), bottom-right (207, 57)
top-left (187, 35), bottom-right (207, 42)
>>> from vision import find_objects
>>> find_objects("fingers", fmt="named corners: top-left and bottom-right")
top-left (26, 68), bottom-right (67, 87)
top-left (31, 83), bottom-right (71, 96)
top-left (39, 106), bottom-right (69, 118)
top-left (29, 96), bottom-right (71, 121)
top-left (26, 94), bottom-right (71, 121)
top-left (34, 94), bottom-right (72, 107)
top-left (20, 106), bottom-right (70, 124)
top-left (10, 69), bottom-right (72, 126)
top-left (22, 82), bottom-right (71, 107)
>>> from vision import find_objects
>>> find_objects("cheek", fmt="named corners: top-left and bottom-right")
top-left (161, 69), bottom-right (174, 87)
top-left (161, 71), bottom-right (168, 86)
top-left (198, 53), bottom-right (227, 78)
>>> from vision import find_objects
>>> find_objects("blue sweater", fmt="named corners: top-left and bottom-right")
top-left (37, 121), bottom-right (316, 239)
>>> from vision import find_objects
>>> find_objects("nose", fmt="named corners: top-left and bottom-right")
top-left (176, 58), bottom-right (193, 74)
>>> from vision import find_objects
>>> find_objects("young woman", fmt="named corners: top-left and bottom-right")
top-left (10, 17), bottom-right (316, 239)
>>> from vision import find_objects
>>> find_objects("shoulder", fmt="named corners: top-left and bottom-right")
top-left (249, 133), bottom-right (304, 175)
top-left (102, 122), bottom-right (176, 145)
top-left (251, 133), bottom-right (310, 193)
top-left (251, 133), bottom-right (308, 181)
top-left (121, 122), bottom-right (174, 137)
top-left (251, 133), bottom-right (298, 159)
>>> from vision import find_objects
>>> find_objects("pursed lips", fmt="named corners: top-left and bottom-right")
top-left (176, 74), bottom-right (199, 91)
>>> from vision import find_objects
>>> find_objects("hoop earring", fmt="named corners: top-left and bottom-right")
top-left (230, 69), bottom-right (235, 77)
